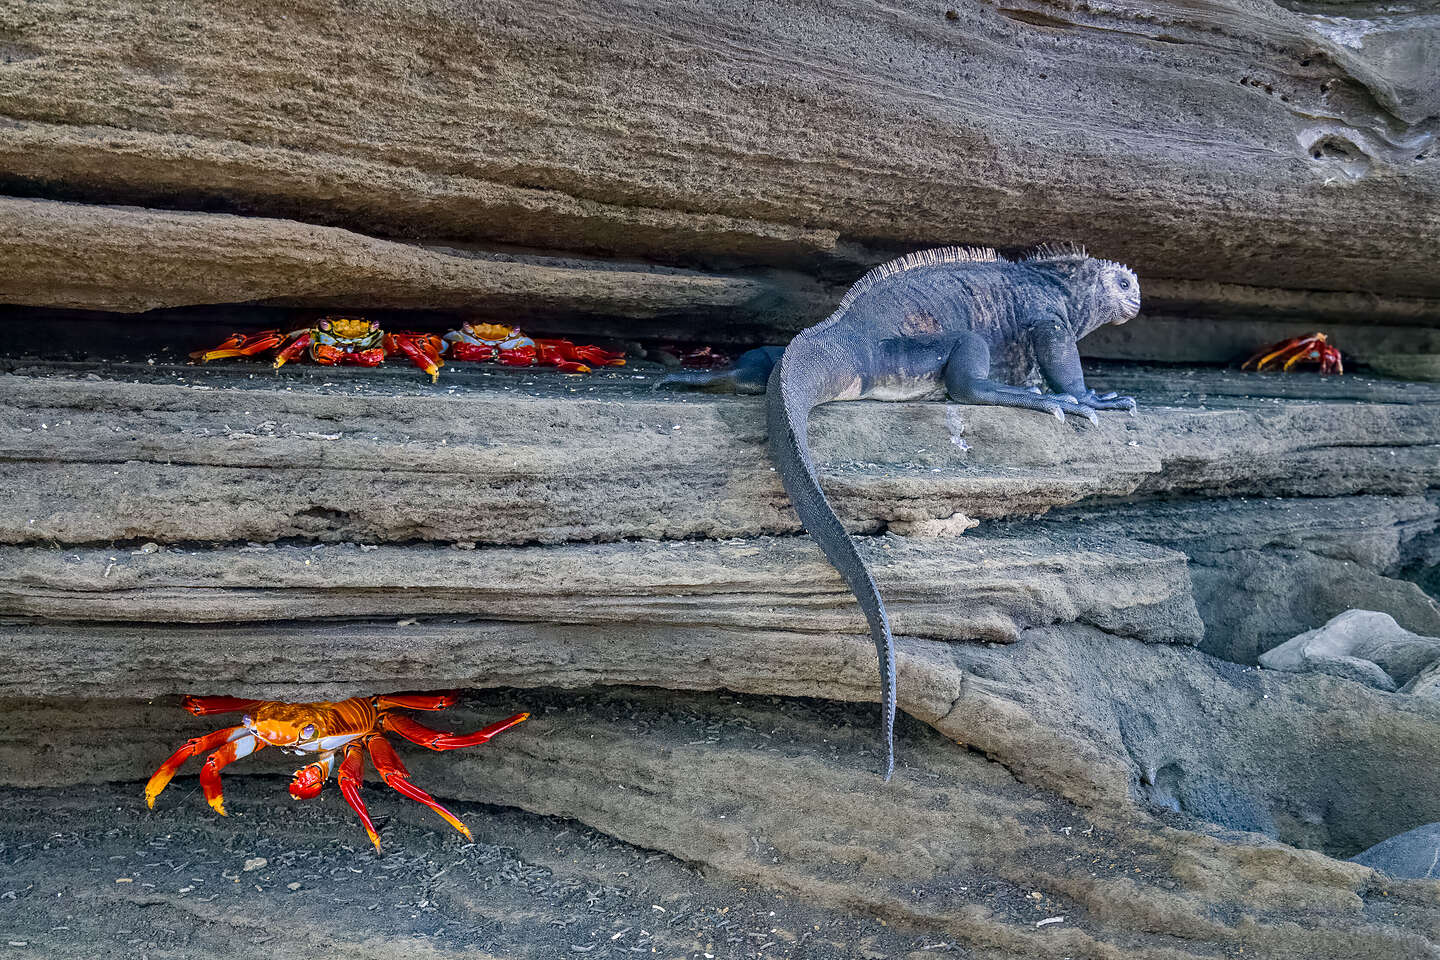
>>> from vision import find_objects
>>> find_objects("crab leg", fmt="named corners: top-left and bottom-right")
top-left (181, 695), bottom-right (265, 717)
top-left (190, 330), bottom-right (286, 362)
top-left (145, 725), bottom-right (246, 808)
top-left (367, 734), bottom-right (472, 840)
top-left (272, 332), bottom-right (312, 370)
top-left (289, 751), bottom-right (338, 800)
top-left (382, 711), bottom-right (529, 751)
top-left (338, 742), bottom-right (382, 852)
top-left (374, 692), bottom-right (459, 712)
top-left (1284, 345), bottom-right (1324, 371)
top-left (199, 733), bottom-right (262, 816)
top-left (387, 333), bottom-right (444, 383)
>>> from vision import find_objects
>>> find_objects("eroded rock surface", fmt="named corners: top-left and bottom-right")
top-left (1004, 495), bottom-right (1440, 663)
top-left (0, 0), bottom-right (1438, 952)
top-left (0, 197), bottom-right (770, 317)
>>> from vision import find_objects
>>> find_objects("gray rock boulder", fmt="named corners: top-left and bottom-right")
top-left (1259, 610), bottom-right (1440, 692)
top-left (1352, 823), bottom-right (1440, 880)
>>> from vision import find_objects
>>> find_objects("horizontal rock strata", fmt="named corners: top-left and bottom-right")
top-left (0, 196), bottom-right (768, 317)
top-left (0, 0), bottom-right (1436, 302)
top-left (2, 369), bottom-right (1437, 547)
top-left (0, 535), bottom-right (1202, 643)
top-left (5, 593), bottom-right (1438, 852)
top-left (2, 197), bottom-right (1436, 363)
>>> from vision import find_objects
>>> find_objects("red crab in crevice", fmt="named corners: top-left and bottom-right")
top-left (441, 322), bottom-right (626, 373)
top-left (1242, 333), bottom-right (1344, 375)
top-left (192, 316), bottom-right (446, 382)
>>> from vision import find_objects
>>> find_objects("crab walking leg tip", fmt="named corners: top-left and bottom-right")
top-left (144, 771), bottom-right (171, 808)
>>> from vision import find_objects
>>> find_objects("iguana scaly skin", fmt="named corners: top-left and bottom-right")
top-left (666, 243), bottom-right (1141, 779)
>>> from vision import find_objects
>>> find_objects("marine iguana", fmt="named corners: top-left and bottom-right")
top-left (661, 243), bottom-right (1141, 779)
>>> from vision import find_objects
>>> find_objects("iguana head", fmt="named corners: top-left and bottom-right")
top-left (1025, 245), bottom-right (1140, 336)
top-left (1085, 259), bottom-right (1142, 328)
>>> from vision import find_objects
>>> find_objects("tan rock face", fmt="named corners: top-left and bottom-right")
top-left (0, 197), bottom-right (768, 316)
top-left (0, 0), bottom-right (1437, 305)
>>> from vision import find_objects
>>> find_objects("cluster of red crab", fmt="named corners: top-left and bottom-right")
top-left (192, 317), bottom-right (626, 383)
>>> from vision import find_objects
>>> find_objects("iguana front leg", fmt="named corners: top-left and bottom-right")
top-left (943, 331), bottom-right (1105, 422)
top-left (1036, 328), bottom-right (1136, 416)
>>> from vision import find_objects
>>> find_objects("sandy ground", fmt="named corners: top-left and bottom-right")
top-left (0, 779), bottom-right (927, 960)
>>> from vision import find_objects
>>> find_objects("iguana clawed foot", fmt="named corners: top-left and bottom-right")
top-left (1078, 389), bottom-right (1137, 413)
top-left (1034, 390), bottom-right (1137, 424)
top-left (1000, 387), bottom-right (1137, 425)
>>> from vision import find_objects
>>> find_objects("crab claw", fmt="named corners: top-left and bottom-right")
top-left (272, 331), bottom-right (312, 371)
top-left (289, 753), bottom-right (336, 800)
top-left (386, 332), bottom-right (445, 383)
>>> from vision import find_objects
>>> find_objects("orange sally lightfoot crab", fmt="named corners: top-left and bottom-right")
top-left (145, 693), bottom-right (528, 851)
top-left (192, 317), bottom-right (446, 382)
top-left (1242, 332), bottom-right (1344, 375)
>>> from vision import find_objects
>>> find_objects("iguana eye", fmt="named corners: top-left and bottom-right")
top-left (1118, 277), bottom-right (1131, 290)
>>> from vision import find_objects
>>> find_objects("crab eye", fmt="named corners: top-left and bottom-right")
top-left (241, 715), bottom-right (253, 727)
top-left (301, 724), bottom-right (317, 740)
top-left (317, 320), bottom-right (331, 332)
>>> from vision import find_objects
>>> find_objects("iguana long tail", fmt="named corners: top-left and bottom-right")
top-left (655, 369), bottom-right (733, 389)
top-left (767, 346), bottom-right (897, 780)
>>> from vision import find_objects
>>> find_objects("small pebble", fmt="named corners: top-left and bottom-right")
top-left (243, 857), bottom-right (268, 872)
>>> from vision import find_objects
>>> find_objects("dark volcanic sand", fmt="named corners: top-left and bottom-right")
top-left (0, 781), bottom-right (923, 959)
